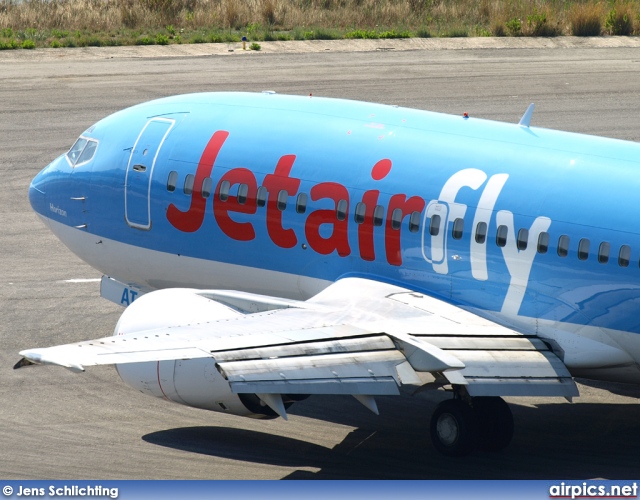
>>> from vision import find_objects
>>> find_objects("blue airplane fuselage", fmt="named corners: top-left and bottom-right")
top-left (29, 92), bottom-right (640, 383)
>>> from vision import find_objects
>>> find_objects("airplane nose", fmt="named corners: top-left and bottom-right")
top-left (29, 167), bottom-right (49, 217)
top-left (29, 155), bottom-right (65, 217)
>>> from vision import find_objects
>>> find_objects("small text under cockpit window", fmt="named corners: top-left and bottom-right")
top-left (66, 136), bottom-right (99, 167)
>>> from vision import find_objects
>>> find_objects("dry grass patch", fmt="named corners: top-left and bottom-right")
top-left (569, 3), bottom-right (604, 36)
top-left (1, 0), bottom-right (640, 49)
top-left (604, 1), bottom-right (636, 35)
top-left (523, 7), bottom-right (561, 36)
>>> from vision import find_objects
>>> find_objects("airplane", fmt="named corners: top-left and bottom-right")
top-left (15, 91), bottom-right (640, 457)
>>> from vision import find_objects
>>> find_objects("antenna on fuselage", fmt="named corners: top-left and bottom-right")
top-left (519, 103), bottom-right (535, 127)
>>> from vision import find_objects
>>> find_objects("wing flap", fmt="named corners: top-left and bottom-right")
top-left (213, 333), bottom-right (428, 395)
top-left (230, 378), bottom-right (400, 396)
top-left (219, 350), bottom-right (413, 396)
top-left (460, 377), bottom-right (579, 397)
top-left (420, 335), bottom-right (578, 397)
top-left (423, 336), bottom-right (549, 351)
top-left (449, 350), bottom-right (567, 378)
top-left (220, 350), bottom-right (407, 381)
top-left (212, 334), bottom-right (395, 361)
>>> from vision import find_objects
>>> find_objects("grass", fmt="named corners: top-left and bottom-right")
top-left (569, 3), bottom-right (604, 36)
top-left (0, 0), bottom-right (638, 49)
top-left (605, 3), bottom-right (635, 34)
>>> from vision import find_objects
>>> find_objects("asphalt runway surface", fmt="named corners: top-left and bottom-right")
top-left (1, 42), bottom-right (640, 479)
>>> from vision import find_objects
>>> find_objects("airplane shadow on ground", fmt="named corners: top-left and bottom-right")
top-left (142, 393), bottom-right (640, 479)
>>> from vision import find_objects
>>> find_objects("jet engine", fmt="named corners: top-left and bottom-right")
top-left (112, 288), bottom-right (288, 418)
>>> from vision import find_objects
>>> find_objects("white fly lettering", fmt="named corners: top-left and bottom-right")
top-left (422, 168), bottom-right (551, 314)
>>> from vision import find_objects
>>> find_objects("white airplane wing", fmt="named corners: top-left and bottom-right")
top-left (16, 278), bottom-right (577, 399)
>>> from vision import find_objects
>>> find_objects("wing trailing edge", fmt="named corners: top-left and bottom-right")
top-left (16, 278), bottom-right (578, 399)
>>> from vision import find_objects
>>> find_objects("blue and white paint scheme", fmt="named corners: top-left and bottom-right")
top-left (17, 92), bottom-right (640, 456)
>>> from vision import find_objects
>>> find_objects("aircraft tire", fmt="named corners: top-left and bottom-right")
top-left (472, 396), bottom-right (514, 452)
top-left (430, 399), bottom-right (477, 457)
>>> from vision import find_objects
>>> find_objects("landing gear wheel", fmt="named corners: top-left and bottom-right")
top-left (430, 399), bottom-right (477, 457)
top-left (472, 397), bottom-right (514, 452)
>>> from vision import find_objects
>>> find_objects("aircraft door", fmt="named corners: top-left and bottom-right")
top-left (125, 118), bottom-right (175, 229)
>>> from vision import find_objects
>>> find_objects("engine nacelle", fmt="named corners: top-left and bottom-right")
top-left (112, 288), bottom-right (284, 419)
top-left (116, 358), bottom-right (279, 418)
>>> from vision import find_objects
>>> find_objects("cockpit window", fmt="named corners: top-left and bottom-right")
top-left (67, 138), bottom-right (87, 164)
top-left (77, 140), bottom-right (98, 165)
top-left (66, 136), bottom-right (98, 167)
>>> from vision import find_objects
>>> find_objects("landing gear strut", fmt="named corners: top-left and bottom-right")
top-left (429, 395), bottom-right (513, 456)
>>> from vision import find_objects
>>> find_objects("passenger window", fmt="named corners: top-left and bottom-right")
top-left (452, 218), bottom-right (464, 240)
top-left (354, 202), bottom-right (366, 224)
top-left (537, 232), bottom-right (549, 254)
top-left (296, 193), bottom-right (307, 214)
top-left (336, 200), bottom-right (348, 221)
top-left (219, 180), bottom-right (230, 201)
top-left (409, 211), bottom-right (421, 233)
top-left (391, 208), bottom-right (403, 230)
top-left (202, 177), bottom-right (212, 198)
top-left (557, 235), bottom-right (570, 257)
top-left (496, 225), bottom-right (508, 247)
top-left (598, 242), bottom-right (610, 264)
top-left (517, 228), bottom-right (529, 251)
top-left (578, 238), bottom-right (590, 261)
top-left (429, 214), bottom-right (441, 236)
top-left (166, 171), bottom-right (178, 192)
top-left (475, 222), bottom-right (487, 244)
top-left (184, 174), bottom-right (195, 195)
top-left (619, 245), bottom-right (631, 267)
top-left (256, 186), bottom-right (267, 207)
top-left (277, 190), bottom-right (288, 211)
top-left (373, 205), bottom-right (384, 226)
top-left (237, 184), bottom-right (248, 205)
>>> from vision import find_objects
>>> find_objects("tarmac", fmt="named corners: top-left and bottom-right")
top-left (1, 37), bottom-right (639, 479)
